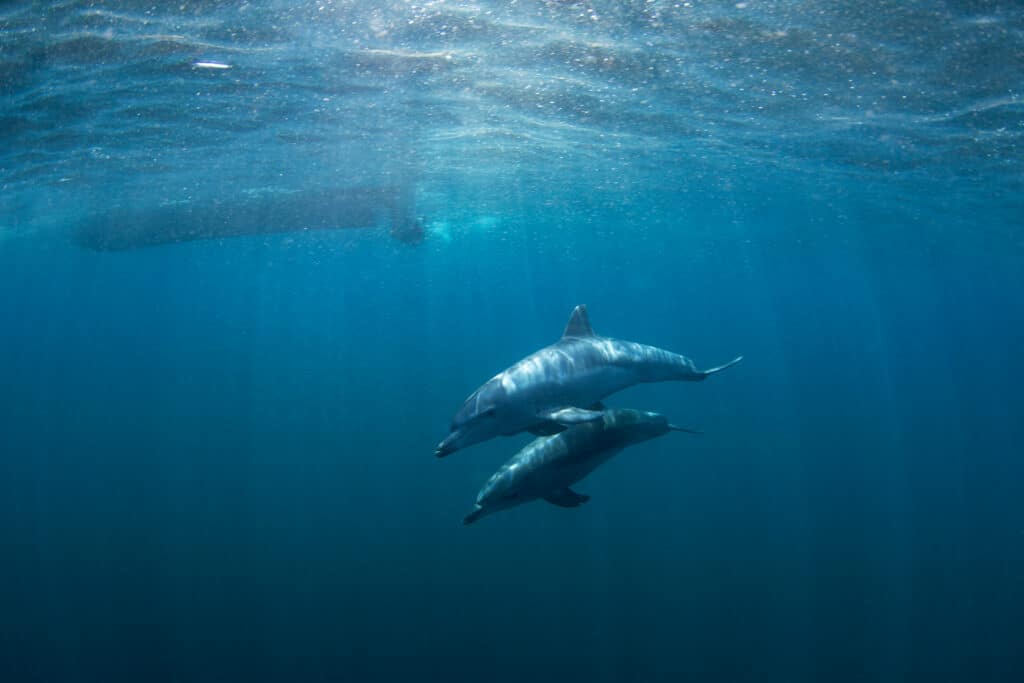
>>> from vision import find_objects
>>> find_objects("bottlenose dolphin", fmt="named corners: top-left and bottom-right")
top-left (435, 305), bottom-right (741, 458)
top-left (463, 408), bottom-right (697, 525)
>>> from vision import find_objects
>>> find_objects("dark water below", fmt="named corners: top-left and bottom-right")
top-left (1, 2), bottom-right (1023, 681)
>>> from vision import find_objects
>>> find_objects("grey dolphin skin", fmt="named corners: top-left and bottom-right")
top-left (463, 408), bottom-right (696, 525)
top-left (435, 305), bottom-right (741, 458)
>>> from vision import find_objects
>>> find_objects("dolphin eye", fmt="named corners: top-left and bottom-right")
top-left (482, 407), bottom-right (497, 418)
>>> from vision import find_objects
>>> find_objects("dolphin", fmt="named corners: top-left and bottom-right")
top-left (463, 408), bottom-right (698, 525)
top-left (435, 305), bottom-right (741, 458)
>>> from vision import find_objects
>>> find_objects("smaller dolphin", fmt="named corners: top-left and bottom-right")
top-left (463, 408), bottom-right (698, 525)
top-left (436, 305), bottom-right (741, 458)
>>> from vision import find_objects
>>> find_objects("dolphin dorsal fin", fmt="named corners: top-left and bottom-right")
top-left (562, 305), bottom-right (595, 338)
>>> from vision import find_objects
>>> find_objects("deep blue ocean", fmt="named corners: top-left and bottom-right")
top-left (2, 2), bottom-right (1023, 682)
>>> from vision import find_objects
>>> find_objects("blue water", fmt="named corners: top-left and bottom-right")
top-left (2, 2), bottom-right (1023, 681)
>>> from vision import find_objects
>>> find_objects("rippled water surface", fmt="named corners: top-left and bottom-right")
top-left (3, 1), bottom-right (1022, 239)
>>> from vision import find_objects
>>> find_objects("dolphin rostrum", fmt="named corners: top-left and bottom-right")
top-left (463, 408), bottom-right (698, 525)
top-left (435, 305), bottom-right (741, 458)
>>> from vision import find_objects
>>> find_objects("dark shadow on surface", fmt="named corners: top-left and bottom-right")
top-left (73, 185), bottom-right (424, 250)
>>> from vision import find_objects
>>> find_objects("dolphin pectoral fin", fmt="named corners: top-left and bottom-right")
top-left (699, 355), bottom-right (744, 378)
top-left (669, 424), bottom-right (703, 434)
top-left (528, 422), bottom-right (567, 437)
top-left (539, 407), bottom-right (605, 425)
top-left (544, 488), bottom-right (591, 508)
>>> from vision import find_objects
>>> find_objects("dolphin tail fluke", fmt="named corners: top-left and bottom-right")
top-left (668, 425), bottom-right (703, 434)
top-left (699, 355), bottom-right (743, 378)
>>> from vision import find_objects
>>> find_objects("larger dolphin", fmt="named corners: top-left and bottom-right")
top-left (463, 408), bottom-right (696, 525)
top-left (435, 305), bottom-right (741, 458)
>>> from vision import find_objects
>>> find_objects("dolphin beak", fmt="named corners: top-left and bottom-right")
top-left (435, 432), bottom-right (459, 458)
top-left (463, 506), bottom-right (485, 525)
